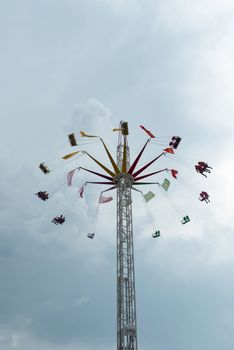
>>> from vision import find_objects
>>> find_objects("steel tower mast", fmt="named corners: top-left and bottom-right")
top-left (116, 122), bottom-right (137, 350)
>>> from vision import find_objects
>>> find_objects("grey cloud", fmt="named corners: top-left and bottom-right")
top-left (0, 0), bottom-right (234, 349)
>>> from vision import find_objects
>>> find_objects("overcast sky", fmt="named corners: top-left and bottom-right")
top-left (1, 1), bottom-right (234, 349)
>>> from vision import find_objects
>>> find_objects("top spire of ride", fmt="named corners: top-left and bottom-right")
top-left (113, 121), bottom-right (129, 136)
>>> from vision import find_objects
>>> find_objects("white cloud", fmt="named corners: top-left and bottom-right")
top-left (180, 23), bottom-right (234, 130)
top-left (148, 0), bottom-right (234, 30)
top-left (97, 0), bottom-right (142, 16)
top-left (70, 99), bottom-right (112, 134)
top-left (0, 327), bottom-right (115, 350)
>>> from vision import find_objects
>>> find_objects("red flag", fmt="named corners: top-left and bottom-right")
top-left (67, 169), bottom-right (76, 186)
top-left (139, 125), bottom-right (155, 138)
top-left (99, 195), bottom-right (113, 203)
top-left (164, 147), bottom-right (174, 154)
top-left (171, 169), bottom-right (178, 178)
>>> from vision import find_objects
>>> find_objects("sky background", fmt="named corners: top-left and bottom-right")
top-left (1, 0), bottom-right (234, 349)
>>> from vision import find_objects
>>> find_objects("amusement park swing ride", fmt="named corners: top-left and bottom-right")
top-left (36, 121), bottom-right (212, 350)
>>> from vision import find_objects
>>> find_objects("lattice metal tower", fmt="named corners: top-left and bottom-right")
top-left (116, 123), bottom-right (137, 350)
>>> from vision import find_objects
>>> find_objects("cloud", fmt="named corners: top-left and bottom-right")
top-left (0, 99), bottom-right (118, 348)
top-left (70, 98), bottom-right (112, 137)
top-left (1, 0), bottom-right (234, 349)
top-left (97, 0), bottom-right (142, 16)
top-left (0, 327), bottom-right (115, 350)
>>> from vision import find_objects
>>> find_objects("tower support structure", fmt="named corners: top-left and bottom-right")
top-left (116, 132), bottom-right (138, 350)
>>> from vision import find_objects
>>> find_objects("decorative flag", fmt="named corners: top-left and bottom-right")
top-left (80, 131), bottom-right (98, 138)
top-left (62, 151), bottom-right (79, 160)
top-left (162, 178), bottom-right (170, 191)
top-left (79, 186), bottom-right (84, 197)
top-left (67, 169), bottom-right (76, 186)
top-left (98, 195), bottom-right (113, 203)
top-left (79, 183), bottom-right (86, 197)
top-left (164, 147), bottom-right (174, 154)
top-left (139, 125), bottom-right (155, 138)
top-left (143, 191), bottom-right (155, 203)
top-left (171, 169), bottom-right (178, 179)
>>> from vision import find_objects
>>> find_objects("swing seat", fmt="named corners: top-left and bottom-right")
top-left (52, 216), bottom-right (65, 225)
top-left (68, 133), bottom-right (77, 146)
top-left (87, 233), bottom-right (95, 239)
top-left (39, 162), bottom-right (50, 174)
top-left (181, 215), bottom-right (190, 224)
top-left (52, 218), bottom-right (59, 225)
top-left (169, 136), bottom-right (181, 149)
top-left (152, 230), bottom-right (160, 238)
top-left (36, 191), bottom-right (49, 201)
